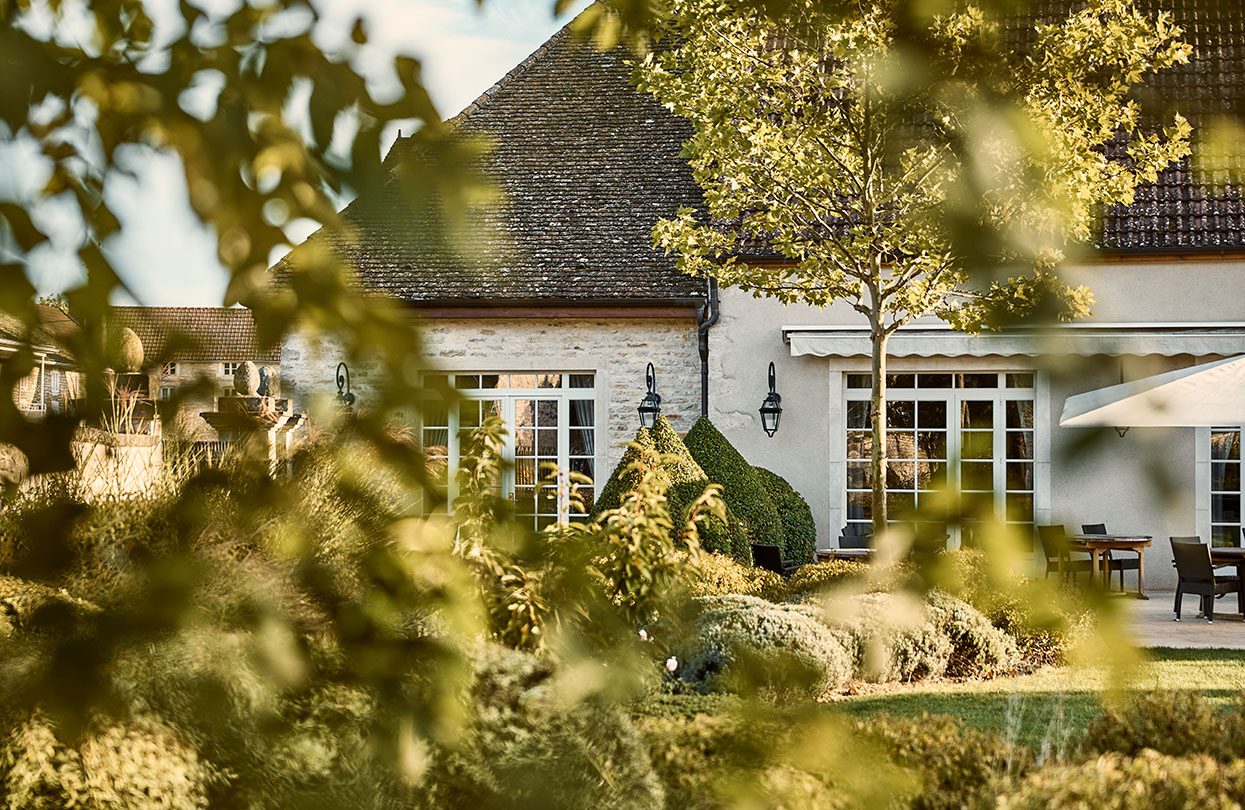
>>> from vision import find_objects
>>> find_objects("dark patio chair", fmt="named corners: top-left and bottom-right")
top-left (1082, 523), bottom-right (1141, 592)
top-left (1171, 537), bottom-right (1240, 622)
top-left (1038, 524), bottom-right (1092, 582)
top-left (839, 524), bottom-right (873, 549)
top-left (752, 544), bottom-right (799, 577)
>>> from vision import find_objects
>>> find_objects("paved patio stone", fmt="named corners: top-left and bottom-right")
top-left (1129, 590), bottom-right (1245, 649)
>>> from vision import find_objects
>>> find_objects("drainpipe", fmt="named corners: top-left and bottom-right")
top-left (696, 276), bottom-right (720, 418)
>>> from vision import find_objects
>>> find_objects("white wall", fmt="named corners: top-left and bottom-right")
top-left (709, 258), bottom-right (1245, 589)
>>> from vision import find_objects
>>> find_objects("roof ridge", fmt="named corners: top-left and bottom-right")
top-left (444, 14), bottom-right (578, 127)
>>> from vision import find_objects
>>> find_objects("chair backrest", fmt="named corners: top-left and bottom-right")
top-left (1036, 524), bottom-right (1068, 562)
top-left (1170, 537), bottom-right (1214, 583)
top-left (840, 524), bottom-right (873, 549)
top-left (1081, 523), bottom-right (1107, 535)
top-left (752, 544), bottom-right (785, 575)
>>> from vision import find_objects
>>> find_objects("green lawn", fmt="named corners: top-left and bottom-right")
top-left (840, 648), bottom-right (1245, 748)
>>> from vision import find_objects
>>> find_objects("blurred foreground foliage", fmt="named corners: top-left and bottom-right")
top-left (0, 0), bottom-right (1231, 807)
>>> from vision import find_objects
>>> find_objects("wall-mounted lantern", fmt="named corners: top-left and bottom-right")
top-left (759, 361), bottom-right (782, 437)
top-left (335, 362), bottom-right (356, 408)
top-left (637, 362), bottom-right (661, 429)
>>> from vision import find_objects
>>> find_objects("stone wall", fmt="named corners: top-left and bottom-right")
top-left (280, 315), bottom-right (702, 473)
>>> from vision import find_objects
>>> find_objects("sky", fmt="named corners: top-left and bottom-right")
top-left (16, 0), bottom-right (585, 307)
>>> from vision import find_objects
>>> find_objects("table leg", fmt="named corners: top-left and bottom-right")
top-left (1237, 561), bottom-right (1244, 616)
top-left (1136, 549), bottom-right (1147, 600)
top-left (1089, 549), bottom-right (1100, 588)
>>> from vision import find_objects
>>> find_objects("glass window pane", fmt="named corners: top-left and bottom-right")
top-left (537, 400), bottom-right (558, 425)
top-left (422, 428), bottom-right (449, 456)
top-left (846, 461), bottom-right (872, 489)
top-left (917, 431), bottom-right (946, 459)
top-left (454, 374), bottom-right (480, 389)
top-left (887, 461), bottom-right (916, 490)
top-left (1006, 431), bottom-right (1034, 460)
top-left (569, 374), bottom-right (595, 389)
top-left (1006, 493), bottom-right (1034, 523)
top-left (569, 429), bottom-right (593, 456)
top-left (1212, 462), bottom-right (1241, 493)
top-left (514, 458), bottom-right (537, 486)
top-left (887, 400), bottom-right (915, 429)
top-left (847, 432), bottom-right (872, 459)
top-left (847, 401), bottom-right (870, 429)
top-left (1006, 401), bottom-right (1034, 430)
top-left (959, 373), bottom-right (999, 389)
top-left (962, 431), bottom-right (994, 459)
top-left (568, 400), bottom-right (594, 427)
top-left (1006, 373), bottom-right (1035, 388)
top-left (514, 488), bottom-right (536, 515)
top-left (846, 374), bottom-right (872, 389)
top-left (537, 430), bottom-right (557, 456)
top-left (886, 374), bottom-right (915, 389)
top-left (1006, 461), bottom-right (1034, 491)
top-left (847, 491), bottom-right (872, 520)
top-left (537, 374), bottom-right (561, 388)
top-left (459, 401), bottom-right (481, 428)
top-left (918, 373), bottom-right (953, 389)
top-left (961, 400), bottom-right (994, 428)
top-left (887, 491), bottom-right (916, 516)
top-left (1212, 526), bottom-right (1240, 548)
top-left (1213, 494), bottom-right (1241, 524)
top-left (918, 401), bottom-right (947, 429)
top-left (569, 457), bottom-right (593, 477)
top-left (515, 429), bottom-right (535, 456)
top-left (422, 400), bottom-right (449, 427)
top-left (961, 462), bottom-right (993, 491)
top-left (919, 462), bottom-right (947, 489)
top-left (424, 374), bottom-right (449, 389)
top-left (1212, 431), bottom-right (1241, 461)
top-left (515, 400), bottom-right (535, 427)
top-left (886, 434), bottom-right (911, 460)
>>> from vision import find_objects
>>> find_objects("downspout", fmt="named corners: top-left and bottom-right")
top-left (697, 276), bottom-right (720, 418)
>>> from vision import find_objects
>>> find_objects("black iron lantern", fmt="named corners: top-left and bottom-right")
top-left (759, 361), bottom-right (782, 437)
top-left (335, 362), bottom-right (356, 408)
top-left (637, 362), bottom-right (661, 429)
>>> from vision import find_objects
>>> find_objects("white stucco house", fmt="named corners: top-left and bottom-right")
top-left (275, 1), bottom-right (1245, 586)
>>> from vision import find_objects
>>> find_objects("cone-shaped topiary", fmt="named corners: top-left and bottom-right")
top-left (590, 427), bottom-right (655, 517)
top-left (683, 417), bottom-right (783, 550)
top-left (753, 467), bottom-right (816, 564)
top-left (592, 417), bottom-right (752, 563)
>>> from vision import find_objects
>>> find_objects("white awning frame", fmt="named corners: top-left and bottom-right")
top-left (784, 322), bottom-right (1245, 359)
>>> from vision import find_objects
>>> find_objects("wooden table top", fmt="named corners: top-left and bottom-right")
top-left (1067, 535), bottom-right (1153, 549)
top-left (1211, 547), bottom-right (1245, 560)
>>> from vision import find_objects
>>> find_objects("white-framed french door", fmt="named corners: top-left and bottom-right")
top-left (421, 372), bottom-right (598, 530)
top-left (843, 371), bottom-right (1037, 546)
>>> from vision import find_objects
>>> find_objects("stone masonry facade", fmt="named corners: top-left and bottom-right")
top-left (280, 316), bottom-right (702, 474)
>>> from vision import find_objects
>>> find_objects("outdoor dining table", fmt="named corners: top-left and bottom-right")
top-left (1066, 534), bottom-right (1153, 598)
top-left (1208, 547), bottom-right (1245, 618)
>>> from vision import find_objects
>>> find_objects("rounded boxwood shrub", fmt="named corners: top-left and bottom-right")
top-left (782, 560), bottom-right (869, 602)
top-left (682, 551), bottom-right (783, 601)
top-left (925, 591), bottom-right (1019, 679)
top-left (826, 592), bottom-right (954, 684)
top-left (672, 595), bottom-right (856, 696)
top-left (996, 751), bottom-right (1245, 809)
top-left (859, 713), bottom-right (1032, 810)
top-left (419, 644), bottom-right (664, 810)
top-left (753, 467), bottom-right (816, 564)
top-left (1084, 691), bottom-right (1245, 761)
top-left (683, 418), bottom-right (782, 550)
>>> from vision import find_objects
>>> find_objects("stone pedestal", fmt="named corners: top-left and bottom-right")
top-left (201, 396), bottom-right (304, 469)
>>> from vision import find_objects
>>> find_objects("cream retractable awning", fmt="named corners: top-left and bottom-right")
top-left (1060, 355), bottom-right (1245, 428)
top-left (784, 324), bottom-right (1245, 359)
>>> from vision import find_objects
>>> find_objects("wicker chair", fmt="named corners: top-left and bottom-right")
top-left (1171, 537), bottom-right (1240, 622)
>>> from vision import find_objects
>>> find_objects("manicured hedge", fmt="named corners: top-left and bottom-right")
top-left (683, 418), bottom-right (783, 550)
top-left (683, 551), bottom-right (784, 601)
top-left (590, 427), bottom-right (656, 517)
top-left (753, 467), bottom-right (816, 564)
top-left (593, 418), bottom-right (752, 564)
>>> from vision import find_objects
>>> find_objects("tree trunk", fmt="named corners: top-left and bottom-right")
top-left (870, 329), bottom-right (889, 537)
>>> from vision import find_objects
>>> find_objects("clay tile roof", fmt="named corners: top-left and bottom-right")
top-left (276, 0), bottom-right (1245, 304)
top-left (109, 307), bottom-right (279, 364)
